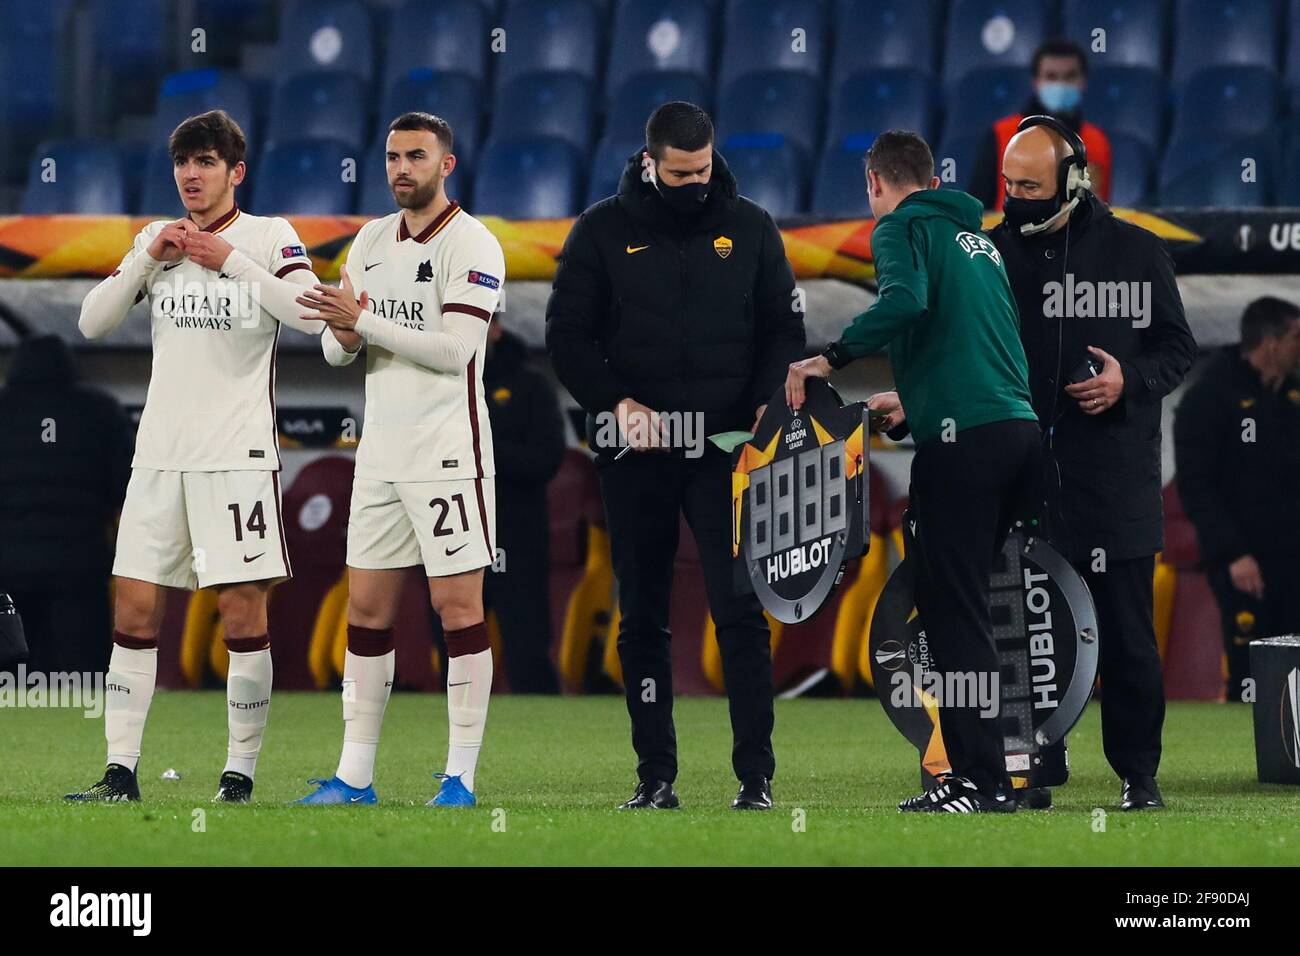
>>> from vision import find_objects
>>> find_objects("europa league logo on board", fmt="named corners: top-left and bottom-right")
top-left (731, 379), bottom-right (872, 624)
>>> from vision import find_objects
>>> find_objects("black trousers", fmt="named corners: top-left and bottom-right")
top-left (1207, 553), bottom-right (1300, 701)
top-left (1079, 554), bottom-right (1164, 778)
top-left (599, 446), bottom-right (775, 784)
top-left (485, 545), bottom-right (560, 694)
top-left (909, 419), bottom-right (1040, 796)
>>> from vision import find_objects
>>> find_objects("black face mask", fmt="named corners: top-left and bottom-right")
top-left (655, 177), bottom-right (710, 217)
top-left (1003, 193), bottom-right (1061, 233)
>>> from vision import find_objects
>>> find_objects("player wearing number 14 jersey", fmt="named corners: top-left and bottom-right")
top-left (66, 111), bottom-right (326, 804)
top-left (290, 112), bottom-right (505, 807)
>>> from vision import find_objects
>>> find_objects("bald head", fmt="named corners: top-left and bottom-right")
top-left (1002, 125), bottom-right (1073, 202)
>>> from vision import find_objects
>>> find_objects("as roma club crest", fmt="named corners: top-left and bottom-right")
top-left (731, 379), bottom-right (871, 623)
top-left (714, 235), bottom-right (733, 259)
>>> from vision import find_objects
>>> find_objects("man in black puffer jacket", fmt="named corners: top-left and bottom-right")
top-left (546, 102), bottom-right (805, 811)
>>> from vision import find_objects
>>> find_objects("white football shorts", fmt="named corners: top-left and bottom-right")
top-left (346, 476), bottom-right (496, 577)
top-left (112, 468), bottom-right (291, 591)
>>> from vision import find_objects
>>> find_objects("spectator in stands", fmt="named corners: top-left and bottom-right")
top-left (546, 101), bottom-right (804, 811)
top-left (0, 334), bottom-right (133, 674)
top-left (1175, 297), bottom-right (1300, 702)
top-left (483, 319), bottom-right (566, 694)
top-left (970, 39), bottom-right (1112, 210)
top-left (989, 119), bottom-right (1196, 811)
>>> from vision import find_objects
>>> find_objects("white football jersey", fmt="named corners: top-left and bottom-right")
top-left (110, 205), bottom-right (313, 471)
top-left (346, 201), bottom-right (505, 482)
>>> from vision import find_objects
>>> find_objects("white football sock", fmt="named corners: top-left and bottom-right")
top-left (444, 648), bottom-right (492, 793)
top-left (336, 649), bottom-right (394, 789)
top-left (224, 648), bottom-right (273, 779)
top-left (105, 643), bottom-right (157, 772)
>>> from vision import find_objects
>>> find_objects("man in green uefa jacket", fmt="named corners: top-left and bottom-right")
top-left (786, 130), bottom-right (1040, 814)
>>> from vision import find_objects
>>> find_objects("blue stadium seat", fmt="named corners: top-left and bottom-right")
top-left (137, 146), bottom-right (184, 216)
top-left (826, 69), bottom-right (936, 150)
top-left (267, 72), bottom-right (369, 152)
top-left (280, 0), bottom-right (375, 87)
top-left (940, 66), bottom-right (1032, 142)
top-left (93, 0), bottom-right (166, 116)
top-left (1064, 0), bottom-right (1168, 71)
top-left (472, 136), bottom-right (584, 218)
top-left (193, 0), bottom-right (278, 61)
top-left (0, 1), bottom-right (70, 181)
top-left (495, 0), bottom-right (603, 89)
top-left (717, 71), bottom-right (823, 162)
top-left (1107, 133), bottom-right (1155, 207)
top-left (810, 144), bottom-right (869, 216)
top-left (1083, 66), bottom-right (1167, 151)
top-left (356, 136), bottom-right (475, 216)
top-left (492, 73), bottom-right (595, 153)
top-left (719, 0), bottom-right (830, 85)
top-left (585, 135), bottom-right (642, 206)
top-left (606, 0), bottom-right (716, 96)
top-left (252, 138), bottom-right (357, 214)
top-left (723, 137), bottom-right (806, 217)
top-left (604, 72), bottom-right (712, 144)
top-left (943, 0), bottom-right (1050, 83)
top-left (384, 0), bottom-right (491, 88)
top-left (21, 140), bottom-right (126, 214)
top-left (831, 0), bottom-right (940, 82)
top-left (381, 71), bottom-right (484, 168)
top-left (1171, 0), bottom-right (1280, 83)
top-left (934, 134), bottom-right (982, 192)
top-left (1287, 0), bottom-right (1300, 108)
top-left (152, 70), bottom-right (256, 142)
top-left (1159, 135), bottom-right (1275, 207)
top-left (1170, 66), bottom-right (1281, 141)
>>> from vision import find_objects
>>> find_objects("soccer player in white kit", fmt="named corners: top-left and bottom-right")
top-left (66, 110), bottom-right (325, 803)
top-left (290, 113), bottom-right (504, 806)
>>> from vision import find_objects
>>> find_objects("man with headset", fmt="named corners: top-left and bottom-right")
top-left (988, 117), bottom-right (1196, 810)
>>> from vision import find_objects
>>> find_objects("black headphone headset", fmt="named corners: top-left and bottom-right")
top-left (1012, 114), bottom-right (1091, 234)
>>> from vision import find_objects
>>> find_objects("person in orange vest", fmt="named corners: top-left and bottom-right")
top-left (970, 39), bottom-right (1112, 210)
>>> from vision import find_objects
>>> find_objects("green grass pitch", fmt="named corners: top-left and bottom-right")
top-left (3, 693), bottom-right (1299, 866)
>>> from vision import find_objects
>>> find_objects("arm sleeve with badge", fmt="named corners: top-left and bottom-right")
top-left (353, 226), bottom-right (504, 373)
top-left (219, 218), bottom-right (325, 335)
top-left (78, 225), bottom-right (166, 340)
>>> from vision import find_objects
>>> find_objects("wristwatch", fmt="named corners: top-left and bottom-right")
top-left (822, 340), bottom-right (853, 370)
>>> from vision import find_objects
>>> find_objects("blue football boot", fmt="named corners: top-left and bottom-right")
top-left (426, 772), bottom-right (476, 807)
top-left (294, 775), bottom-right (378, 805)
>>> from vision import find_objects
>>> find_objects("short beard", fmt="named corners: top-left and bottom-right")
top-left (392, 177), bottom-right (441, 210)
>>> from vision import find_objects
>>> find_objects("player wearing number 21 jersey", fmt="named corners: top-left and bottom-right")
top-left (251, 113), bottom-right (504, 808)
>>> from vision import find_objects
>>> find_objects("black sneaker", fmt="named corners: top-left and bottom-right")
top-left (1016, 786), bottom-right (1053, 810)
top-left (1120, 775), bottom-right (1164, 811)
top-left (65, 763), bottom-right (140, 802)
top-left (898, 773), bottom-right (954, 812)
top-left (731, 775), bottom-right (772, 810)
top-left (213, 771), bottom-right (254, 804)
top-left (618, 779), bottom-right (679, 809)
top-left (900, 775), bottom-right (1017, 814)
